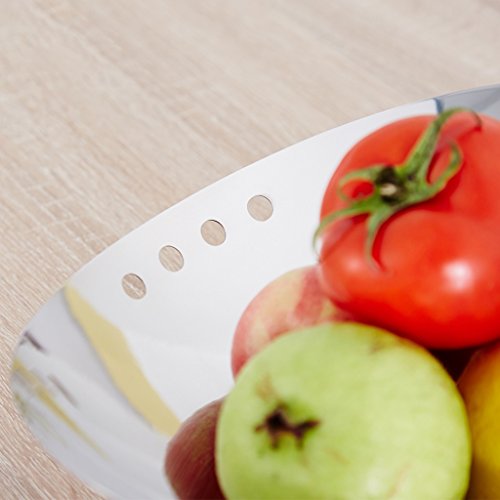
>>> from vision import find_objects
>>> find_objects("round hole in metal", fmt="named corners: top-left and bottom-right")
top-left (201, 220), bottom-right (226, 246)
top-left (122, 273), bottom-right (147, 299)
top-left (247, 195), bottom-right (273, 221)
top-left (159, 245), bottom-right (184, 272)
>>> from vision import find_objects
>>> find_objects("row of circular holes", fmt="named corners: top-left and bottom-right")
top-left (122, 195), bottom-right (274, 299)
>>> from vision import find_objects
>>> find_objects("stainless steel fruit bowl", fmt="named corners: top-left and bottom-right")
top-left (9, 85), bottom-right (500, 499)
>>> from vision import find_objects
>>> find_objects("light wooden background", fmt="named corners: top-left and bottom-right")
top-left (1, 1), bottom-right (500, 498)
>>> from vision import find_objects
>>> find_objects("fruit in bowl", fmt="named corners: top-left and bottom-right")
top-left (165, 108), bottom-right (500, 498)
top-left (165, 399), bottom-right (224, 500)
top-left (231, 265), bottom-right (343, 376)
top-left (317, 108), bottom-right (500, 349)
top-left (217, 323), bottom-right (471, 499)
top-left (458, 341), bottom-right (500, 498)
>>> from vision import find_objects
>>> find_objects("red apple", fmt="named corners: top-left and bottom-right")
top-left (231, 266), bottom-right (343, 376)
top-left (165, 399), bottom-right (225, 500)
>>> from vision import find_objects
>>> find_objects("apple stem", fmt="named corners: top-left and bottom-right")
top-left (255, 406), bottom-right (320, 448)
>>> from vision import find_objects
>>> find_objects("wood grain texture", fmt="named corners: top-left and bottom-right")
top-left (1, 0), bottom-right (500, 497)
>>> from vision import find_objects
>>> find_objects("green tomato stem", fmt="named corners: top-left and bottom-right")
top-left (314, 108), bottom-right (482, 268)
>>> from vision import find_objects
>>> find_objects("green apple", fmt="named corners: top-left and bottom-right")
top-left (216, 323), bottom-right (471, 499)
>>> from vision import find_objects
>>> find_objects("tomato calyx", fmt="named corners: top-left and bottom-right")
top-left (315, 108), bottom-right (481, 268)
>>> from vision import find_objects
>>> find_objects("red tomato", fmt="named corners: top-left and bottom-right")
top-left (318, 109), bottom-right (500, 349)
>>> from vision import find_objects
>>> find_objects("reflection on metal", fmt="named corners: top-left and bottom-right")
top-left (12, 359), bottom-right (105, 457)
top-left (64, 286), bottom-right (180, 436)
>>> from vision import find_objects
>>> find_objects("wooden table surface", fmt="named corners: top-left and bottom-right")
top-left (1, 1), bottom-right (500, 498)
